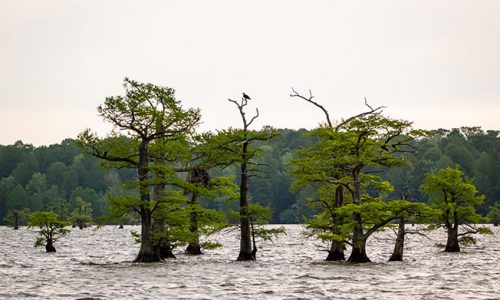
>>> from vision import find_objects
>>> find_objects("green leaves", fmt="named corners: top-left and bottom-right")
top-left (28, 211), bottom-right (70, 248)
top-left (420, 167), bottom-right (492, 252)
top-left (98, 78), bottom-right (201, 138)
top-left (421, 167), bottom-right (486, 225)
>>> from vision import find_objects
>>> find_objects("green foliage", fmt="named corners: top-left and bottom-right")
top-left (4, 208), bottom-right (30, 228)
top-left (27, 211), bottom-right (70, 248)
top-left (421, 168), bottom-right (486, 226)
top-left (458, 236), bottom-right (477, 247)
top-left (199, 241), bottom-right (222, 250)
top-left (487, 203), bottom-right (500, 225)
top-left (193, 127), bottom-right (278, 170)
top-left (48, 197), bottom-right (70, 221)
top-left (70, 197), bottom-right (93, 229)
top-left (420, 167), bottom-right (492, 250)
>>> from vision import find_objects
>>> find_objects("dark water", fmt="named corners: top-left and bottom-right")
top-left (0, 225), bottom-right (498, 299)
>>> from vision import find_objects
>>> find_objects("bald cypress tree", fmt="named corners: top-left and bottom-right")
top-left (78, 78), bottom-right (200, 262)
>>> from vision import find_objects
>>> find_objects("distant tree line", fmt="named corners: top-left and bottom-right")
top-left (0, 139), bottom-right (133, 225)
top-left (0, 128), bottom-right (499, 226)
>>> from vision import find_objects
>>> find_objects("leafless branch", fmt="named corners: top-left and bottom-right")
top-left (290, 87), bottom-right (333, 128)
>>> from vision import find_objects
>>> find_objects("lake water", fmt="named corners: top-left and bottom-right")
top-left (0, 225), bottom-right (498, 299)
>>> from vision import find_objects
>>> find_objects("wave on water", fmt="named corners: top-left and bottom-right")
top-left (0, 225), bottom-right (498, 299)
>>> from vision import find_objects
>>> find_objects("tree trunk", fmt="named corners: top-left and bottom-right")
top-left (326, 185), bottom-right (345, 261)
top-left (389, 220), bottom-right (405, 261)
top-left (348, 172), bottom-right (370, 263)
top-left (348, 213), bottom-right (370, 263)
top-left (13, 211), bottom-right (19, 230)
top-left (133, 141), bottom-right (161, 263)
top-left (134, 209), bottom-right (161, 262)
top-left (186, 243), bottom-right (202, 255)
top-left (159, 244), bottom-right (176, 259)
top-left (445, 226), bottom-right (460, 252)
top-left (186, 193), bottom-right (202, 255)
top-left (237, 142), bottom-right (254, 261)
top-left (45, 240), bottom-right (56, 253)
top-left (326, 240), bottom-right (345, 261)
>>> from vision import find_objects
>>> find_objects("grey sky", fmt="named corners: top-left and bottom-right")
top-left (1, 0), bottom-right (499, 146)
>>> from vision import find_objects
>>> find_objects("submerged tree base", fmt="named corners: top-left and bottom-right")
top-left (388, 253), bottom-right (403, 261)
top-left (236, 251), bottom-right (255, 261)
top-left (326, 241), bottom-right (345, 261)
top-left (347, 247), bottom-right (371, 263)
top-left (159, 247), bottom-right (176, 259)
top-left (185, 244), bottom-right (203, 255)
top-left (445, 232), bottom-right (460, 252)
top-left (444, 245), bottom-right (460, 252)
top-left (45, 244), bottom-right (56, 253)
top-left (133, 251), bottom-right (162, 263)
top-left (326, 250), bottom-right (345, 261)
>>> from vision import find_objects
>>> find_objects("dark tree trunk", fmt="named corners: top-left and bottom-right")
top-left (186, 192), bottom-right (202, 255)
top-left (250, 217), bottom-right (257, 260)
top-left (326, 240), bottom-right (345, 261)
top-left (348, 174), bottom-right (370, 263)
top-left (13, 211), bottom-right (19, 230)
top-left (119, 224), bottom-right (124, 229)
top-left (133, 141), bottom-right (161, 263)
top-left (445, 226), bottom-right (460, 252)
top-left (389, 220), bottom-right (405, 261)
top-left (348, 213), bottom-right (370, 263)
top-left (159, 245), bottom-right (176, 259)
top-left (186, 243), bottom-right (202, 255)
top-left (237, 142), bottom-right (254, 261)
top-left (46, 240), bottom-right (56, 253)
top-left (327, 185), bottom-right (345, 261)
top-left (134, 209), bottom-right (161, 262)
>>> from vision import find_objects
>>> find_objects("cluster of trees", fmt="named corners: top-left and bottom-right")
top-left (0, 139), bottom-right (127, 229)
top-left (287, 90), bottom-right (492, 262)
top-left (1, 79), bottom-right (498, 263)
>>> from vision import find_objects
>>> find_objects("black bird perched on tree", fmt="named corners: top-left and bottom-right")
top-left (242, 92), bottom-right (251, 100)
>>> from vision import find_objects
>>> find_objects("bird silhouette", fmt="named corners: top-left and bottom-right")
top-left (242, 93), bottom-right (251, 100)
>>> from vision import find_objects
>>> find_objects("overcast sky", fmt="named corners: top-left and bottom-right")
top-left (1, 0), bottom-right (499, 146)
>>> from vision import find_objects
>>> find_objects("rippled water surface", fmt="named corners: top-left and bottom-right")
top-left (0, 225), bottom-right (499, 299)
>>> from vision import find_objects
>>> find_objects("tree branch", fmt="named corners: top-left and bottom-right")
top-left (290, 87), bottom-right (332, 128)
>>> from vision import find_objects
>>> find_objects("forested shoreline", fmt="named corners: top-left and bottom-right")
top-left (1, 126), bottom-right (498, 225)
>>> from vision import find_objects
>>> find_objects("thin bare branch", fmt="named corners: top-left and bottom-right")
top-left (290, 87), bottom-right (332, 128)
top-left (247, 108), bottom-right (259, 127)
